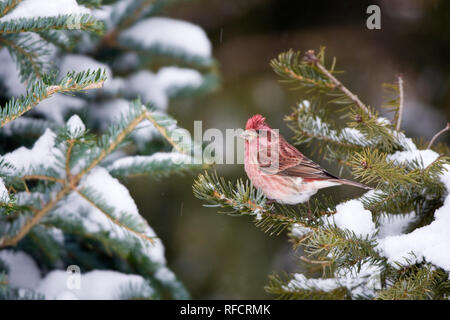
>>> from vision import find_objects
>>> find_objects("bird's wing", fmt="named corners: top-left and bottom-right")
top-left (259, 135), bottom-right (337, 180)
top-left (281, 156), bottom-right (338, 180)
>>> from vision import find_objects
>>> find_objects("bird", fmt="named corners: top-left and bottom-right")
top-left (240, 114), bottom-right (371, 205)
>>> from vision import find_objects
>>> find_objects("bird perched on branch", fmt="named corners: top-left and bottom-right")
top-left (240, 114), bottom-right (370, 205)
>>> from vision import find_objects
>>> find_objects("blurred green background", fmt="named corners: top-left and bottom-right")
top-left (129, 0), bottom-right (450, 299)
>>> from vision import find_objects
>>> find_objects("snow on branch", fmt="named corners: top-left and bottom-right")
top-left (0, 68), bottom-right (106, 127)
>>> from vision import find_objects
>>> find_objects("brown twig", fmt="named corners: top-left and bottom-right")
top-left (300, 255), bottom-right (332, 266)
top-left (23, 175), bottom-right (64, 184)
top-left (396, 75), bottom-right (404, 131)
top-left (304, 50), bottom-right (373, 117)
top-left (427, 123), bottom-right (450, 149)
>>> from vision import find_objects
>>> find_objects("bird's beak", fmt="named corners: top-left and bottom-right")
top-left (240, 129), bottom-right (258, 141)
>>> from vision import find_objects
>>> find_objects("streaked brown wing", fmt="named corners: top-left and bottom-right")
top-left (281, 156), bottom-right (338, 180)
top-left (258, 134), bottom-right (337, 180)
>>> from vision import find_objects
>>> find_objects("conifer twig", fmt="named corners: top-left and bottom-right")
top-left (427, 123), bottom-right (450, 149)
top-left (396, 75), bottom-right (404, 131)
top-left (300, 255), bottom-right (332, 266)
top-left (0, 36), bottom-right (42, 79)
top-left (144, 112), bottom-right (185, 154)
top-left (22, 175), bottom-right (64, 183)
top-left (0, 184), bottom-right (71, 247)
top-left (0, 0), bottom-right (23, 18)
top-left (75, 189), bottom-right (156, 244)
top-left (304, 50), bottom-right (373, 117)
top-left (0, 76), bottom-right (105, 127)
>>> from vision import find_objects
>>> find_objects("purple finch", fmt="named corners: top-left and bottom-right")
top-left (241, 114), bottom-right (370, 205)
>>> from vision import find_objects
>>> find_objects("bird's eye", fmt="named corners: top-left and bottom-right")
top-left (256, 129), bottom-right (267, 136)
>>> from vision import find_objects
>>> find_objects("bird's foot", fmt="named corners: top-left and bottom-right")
top-left (265, 199), bottom-right (277, 212)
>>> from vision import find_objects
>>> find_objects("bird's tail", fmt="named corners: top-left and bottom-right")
top-left (330, 178), bottom-right (372, 190)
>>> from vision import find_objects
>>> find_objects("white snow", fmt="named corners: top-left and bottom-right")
top-left (33, 94), bottom-right (86, 124)
top-left (157, 67), bottom-right (203, 95)
top-left (119, 17), bottom-right (212, 59)
top-left (290, 223), bottom-right (312, 238)
top-left (287, 273), bottom-right (341, 292)
top-left (0, 0), bottom-right (90, 22)
top-left (306, 117), bottom-right (374, 147)
top-left (298, 100), bottom-right (310, 110)
top-left (0, 178), bottom-right (10, 203)
top-left (2, 128), bottom-right (61, 175)
top-left (90, 98), bottom-right (132, 131)
top-left (0, 250), bottom-right (41, 289)
top-left (124, 71), bottom-right (168, 109)
top-left (376, 117), bottom-right (391, 126)
top-left (376, 164), bottom-right (450, 271)
top-left (392, 131), bottom-right (417, 151)
top-left (340, 128), bottom-right (366, 145)
top-left (55, 167), bottom-right (167, 266)
top-left (123, 67), bottom-right (204, 110)
top-left (154, 266), bottom-right (176, 284)
top-left (285, 261), bottom-right (381, 297)
top-left (107, 152), bottom-right (193, 172)
top-left (66, 114), bottom-right (85, 138)
top-left (36, 269), bottom-right (152, 300)
top-left (59, 54), bottom-right (121, 93)
top-left (387, 149), bottom-right (439, 168)
top-left (59, 54), bottom-right (111, 80)
top-left (328, 200), bottom-right (376, 238)
top-left (377, 212), bottom-right (416, 239)
top-left (0, 49), bottom-right (26, 96)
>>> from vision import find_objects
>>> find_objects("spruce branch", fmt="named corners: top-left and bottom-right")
top-left (0, 14), bottom-right (104, 35)
top-left (350, 149), bottom-right (418, 187)
top-left (0, 102), bottom-right (148, 247)
top-left (193, 171), bottom-right (313, 235)
top-left (0, 100), bottom-right (202, 248)
top-left (75, 108), bottom-right (147, 180)
top-left (107, 153), bottom-right (204, 179)
top-left (98, 0), bottom-right (155, 48)
top-left (265, 273), bottom-right (351, 300)
top-left (0, 69), bottom-right (106, 127)
top-left (37, 30), bottom-right (75, 51)
top-left (0, 184), bottom-right (71, 247)
top-left (303, 49), bottom-right (372, 117)
top-left (0, 34), bottom-right (47, 82)
top-left (376, 264), bottom-right (450, 300)
top-left (0, 0), bottom-right (22, 18)
top-left (144, 112), bottom-right (186, 154)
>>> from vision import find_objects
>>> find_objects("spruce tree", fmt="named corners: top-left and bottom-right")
top-left (193, 47), bottom-right (450, 300)
top-left (0, 0), bottom-right (217, 299)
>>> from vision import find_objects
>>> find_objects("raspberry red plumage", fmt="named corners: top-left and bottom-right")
top-left (243, 114), bottom-right (370, 204)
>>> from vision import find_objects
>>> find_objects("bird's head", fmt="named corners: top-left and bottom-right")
top-left (240, 114), bottom-right (271, 142)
